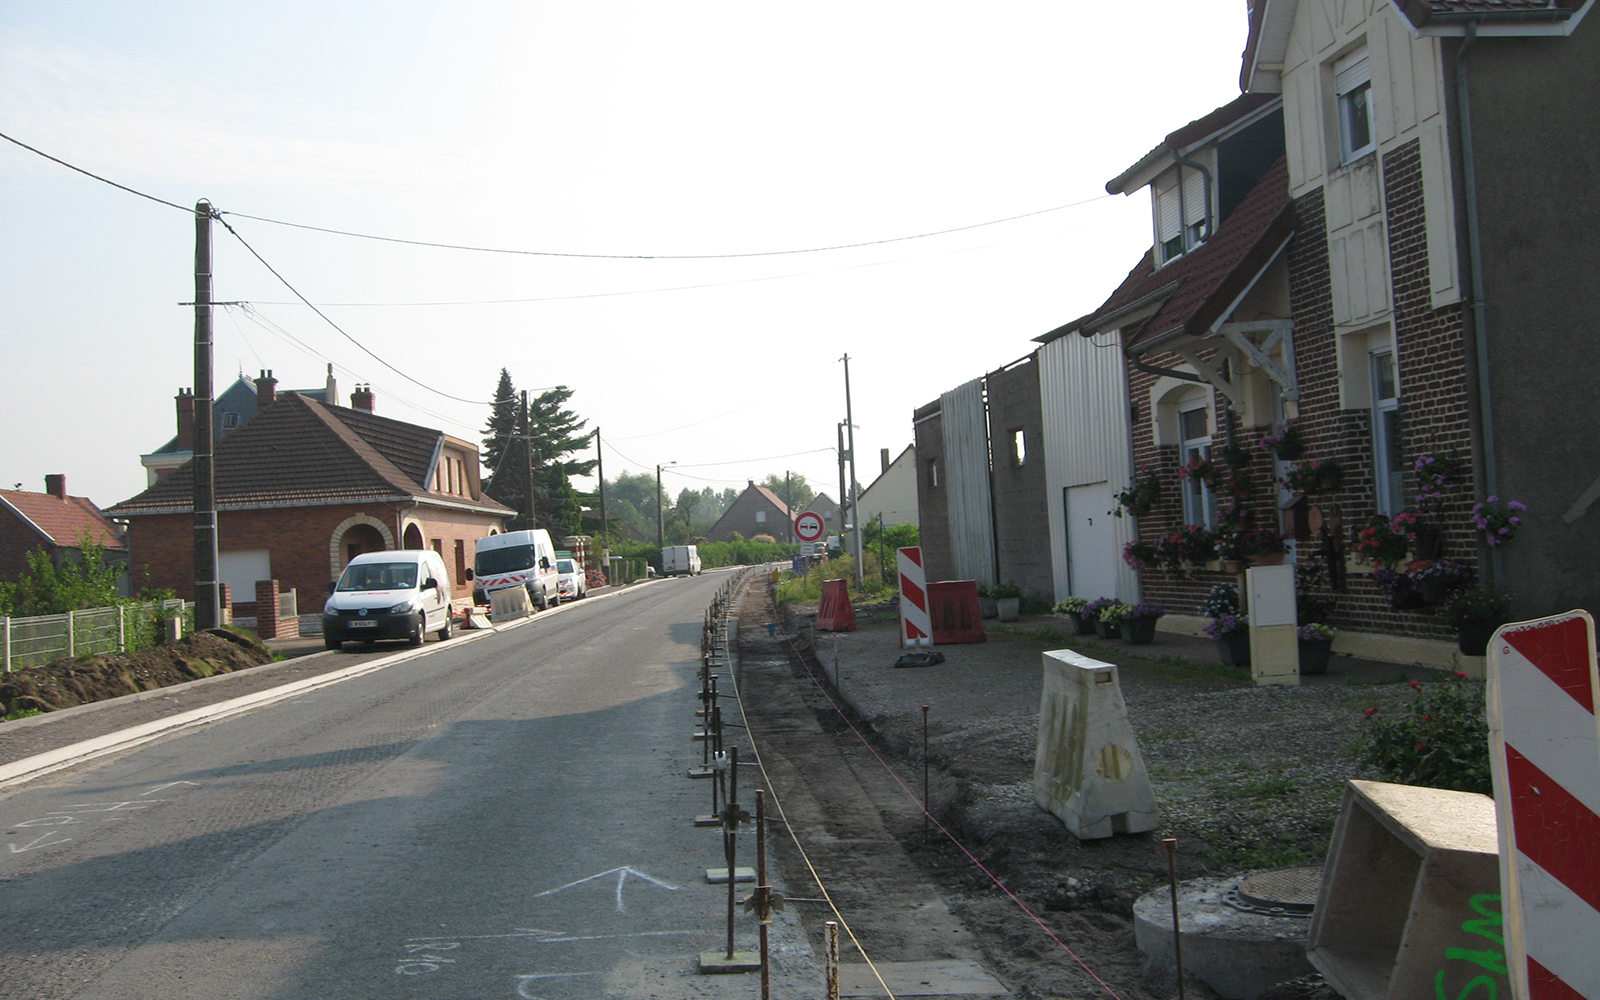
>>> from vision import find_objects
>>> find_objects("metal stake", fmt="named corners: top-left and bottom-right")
top-left (826, 920), bottom-right (839, 1000)
top-left (723, 746), bottom-right (740, 961)
top-left (922, 704), bottom-right (930, 838)
top-left (757, 789), bottom-right (770, 1000)
top-left (1164, 837), bottom-right (1186, 1000)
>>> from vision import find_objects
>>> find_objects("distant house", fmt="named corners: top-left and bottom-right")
top-left (857, 446), bottom-right (917, 530)
top-left (0, 475), bottom-right (130, 596)
top-left (107, 383), bottom-right (513, 613)
top-left (141, 367), bottom-right (340, 485)
top-left (704, 481), bottom-right (791, 542)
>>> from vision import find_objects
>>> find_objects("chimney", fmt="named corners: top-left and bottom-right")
top-left (881, 448), bottom-right (890, 475)
top-left (176, 388), bottom-right (195, 451)
top-left (255, 368), bottom-right (278, 408)
top-left (325, 363), bottom-right (338, 407)
top-left (44, 474), bottom-right (66, 500)
top-left (351, 384), bottom-right (374, 412)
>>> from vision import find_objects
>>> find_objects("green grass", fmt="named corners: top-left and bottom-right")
top-left (3, 707), bottom-right (45, 722)
top-left (1238, 773), bottom-right (1299, 798)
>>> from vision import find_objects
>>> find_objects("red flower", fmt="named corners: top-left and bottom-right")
top-left (1421, 715), bottom-right (1431, 722)
top-left (1364, 707), bottom-right (1378, 716)
top-left (1410, 680), bottom-right (1421, 689)
top-left (1415, 742), bottom-right (1427, 752)
top-left (1456, 671), bottom-right (1468, 679)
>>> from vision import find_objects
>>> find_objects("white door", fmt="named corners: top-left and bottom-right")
top-left (1065, 483), bottom-right (1117, 599)
top-left (219, 549), bottom-right (271, 605)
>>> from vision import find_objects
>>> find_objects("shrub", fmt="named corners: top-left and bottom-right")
top-left (1443, 586), bottom-right (1513, 630)
top-left (1124, 602), bottom-right (1164, 621)
top-left (1081, 597), bottom-right (1119, 623)
top-left (1053, 596), bottom-right (1089, 614)
top-left (1097, 602), bottom-right (1131, 626)
top-left (1361, 675), bottom-right (1490, 794)
top-left (1196, 583), bottom-right (1240, 619)
top-left (1203, 612), bottom-right (1249, 639)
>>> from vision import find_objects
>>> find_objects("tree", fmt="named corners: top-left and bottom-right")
top-left (481, 376), bottom-right (598, 534)
top-left (762, 472), bottom-right (815, 511)
top-left (675, 487), bottom-right (702, 536)
top-left (481, 368), bottom-right (518, 472)
top-left (0, 534), bottom-right (123, 616)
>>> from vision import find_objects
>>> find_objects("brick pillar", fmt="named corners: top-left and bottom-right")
top-left (255, 579), bottom-right (281, 639)
top-left (219, 583), bottom-right (233, 626)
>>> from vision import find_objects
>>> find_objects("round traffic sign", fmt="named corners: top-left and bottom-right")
top-left (794, 511), bottom-right (826, 542)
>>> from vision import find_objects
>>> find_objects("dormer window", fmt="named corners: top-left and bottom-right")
top-left (1154, 166), bottom-right (1210, 265)
top-left (1335, 47), bottom-right (1375, 163)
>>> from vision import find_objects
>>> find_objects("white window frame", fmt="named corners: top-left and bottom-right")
top-left (1155, 172), bottom-right (1185, 263)
top-left (1011, 429), bottom-right (1027, 467)
top-left (1179, 405), bottom-right (1215, 529)
top-left (1335, 48), bottom-right (1375, 164)
top-left (1370, 350), bottom-right (1404, 516)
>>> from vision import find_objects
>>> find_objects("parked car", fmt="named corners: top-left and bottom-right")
top-left (556, 557), bottom-right (587, 601)
top-left (470, 529), bottom-right (561, 609)
top-left (323, 549), bottom-right (453, 650)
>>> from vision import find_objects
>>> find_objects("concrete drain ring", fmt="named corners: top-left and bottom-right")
top-left (1223, 867), bottom-right (1322, 917)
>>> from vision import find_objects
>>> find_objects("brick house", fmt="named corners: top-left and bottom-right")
top-left (857, 446), bottom-right (918, 530)
top-left (703, 481), bottom-right (790, 542)
top-left (106, 383), bottom-right (513, 617)
top-left (0, 475), bottom-right (130, 595)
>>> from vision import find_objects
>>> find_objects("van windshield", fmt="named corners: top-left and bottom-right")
top-left (476, 544), bottom-right (535, 574)
top-left (338, 562), bottom-right (417, 592)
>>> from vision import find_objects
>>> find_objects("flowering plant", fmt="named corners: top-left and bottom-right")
top-left (1216, 467), bottom-right (1252, 500)
top-left (1280, 458), bottom-right (1343, 494)
top-left (1352, 515), bottom-right (1410, 568)
top-left (1414, 452), bottom-right (1464, 506)
top-left (1123, 540), bottom-right (1160, 571)
top-left (1246, 528), bottom-right (1286, 556)
top-left (1081, 597), bottom-right (1120, 622)
top-left (1203, 612), bottom-right (1249, 639)
top-left (1361, 675), bottom-right (1490, 794)
top-left (1298, 622), bottom-right (1336, 642)
top-left (1096, 602), bottom-right (1132, 626)
top-left (1196, 583), bottom-right (1240, 619)
top-left (1408, 558), bottom-right (1472, 587)
top-left (1471, 496), bottom-right (1527, 546)
top-left (1215, 531), bottom-right (1251, 561)
top-left (1052, 596), bottom-right (1089, 614)
top-left (1260, 419), bottom-right (1303, 459)
top-left (1123, 602), bottom-right (1165, 621)
top-left (1165, 524), bottom-right (1217, 566)
top-left (1112, 471), bottom-right (1162, 518)
top-left (1179, 454), bottom-right (1213, 483)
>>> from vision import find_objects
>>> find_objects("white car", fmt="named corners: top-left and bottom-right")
top-left (556, 558), bottom-right (587, 601)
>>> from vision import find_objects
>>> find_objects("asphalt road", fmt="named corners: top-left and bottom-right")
top-left (0, 570), bottom-right (817, 1000)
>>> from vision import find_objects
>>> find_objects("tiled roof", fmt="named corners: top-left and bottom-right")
top-left (0, 490), bottom-right (126, 550)
top-left (752, 485), bottom-right (791, 518)
top-left (1393, 0), bottom-right (1583, 26)
top-left (107, 393), bottom-right (512, 516)
top-left (1107, 94), bottom-right (1280, 194)
top-left (1080, 155), bottom-right (1293, 352)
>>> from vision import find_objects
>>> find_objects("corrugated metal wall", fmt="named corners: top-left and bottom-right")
top-left (939, 379), bottom-right (996, 586)
top-left (1038, 331), bottom-right (1137, 601)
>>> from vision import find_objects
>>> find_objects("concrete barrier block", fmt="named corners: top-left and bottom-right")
top-left (1308, 779), bottom-right (1502, 1000)
top-left (489, 587), bottom-right (531, 623)
top-left (1033, 649), bottom-right (1159, 839)
top-left (928, 580), bottom-right (985, 644)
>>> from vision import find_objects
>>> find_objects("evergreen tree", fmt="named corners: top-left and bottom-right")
top-left (481, 369), bottom-right (518, 472)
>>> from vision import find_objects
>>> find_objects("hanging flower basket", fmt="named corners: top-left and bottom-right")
top-left (1180, 455), bottom-right (1214, 483)
top-left (1261, 420), bottom-right (1304, 461)
top-left (1113, 472), bottom-right (1162, 518)
top-left (1471, 497), bottom-right (1527, 547)
top-left (1281, 458), bottom-right (1344, 495)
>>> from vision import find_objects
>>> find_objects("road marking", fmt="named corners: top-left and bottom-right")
top-left (8, 831), bottom-right (70, 853)
top-left (532, 865), bottom-right (681, 915)
top-left (142, 781), bottom-right (198, 795)
top-left (516, 972), bottom-right (599, 999)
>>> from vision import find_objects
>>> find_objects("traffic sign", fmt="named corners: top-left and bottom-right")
top-left (794, 511), bottom-right (825, 542)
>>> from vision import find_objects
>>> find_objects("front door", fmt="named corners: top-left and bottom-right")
top-left (1065, 483), bottom-right (1117, 599)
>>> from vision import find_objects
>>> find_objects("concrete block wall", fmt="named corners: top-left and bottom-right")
top-left (912, 401), bottom-right (954, 584)
top-left (986, 357), bottom-right (1053, 604)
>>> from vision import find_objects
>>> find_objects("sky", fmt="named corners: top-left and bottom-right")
top-left (0, 1), bottom-right (1252, 513)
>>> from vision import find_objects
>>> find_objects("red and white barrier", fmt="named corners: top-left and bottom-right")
top-left (1488, 610), bottom-right (1600, 1000)
top-left (897, 546), bottom-right (931, 648)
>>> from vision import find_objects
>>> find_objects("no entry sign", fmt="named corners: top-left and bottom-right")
top-left (1488, 610), bottom-right (1600, 1000)
top-left (794, 511), bottom-right (825, 542)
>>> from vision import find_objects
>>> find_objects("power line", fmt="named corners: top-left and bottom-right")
top-left (0, 130), bottom-right (192, 214)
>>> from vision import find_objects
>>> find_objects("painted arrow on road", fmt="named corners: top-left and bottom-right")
top-left (532, 866), bottom-right (680, 914)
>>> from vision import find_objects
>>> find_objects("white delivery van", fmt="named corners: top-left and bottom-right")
top-left (661, 544), bottom-right (701, 577)
top-left (470, 529), bottom-right (561, 609)
top-left (322, 549), bottom-right (453, 650)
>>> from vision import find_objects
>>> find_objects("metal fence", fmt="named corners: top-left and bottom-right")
top-left (1, 600), bottom-right (189, 673)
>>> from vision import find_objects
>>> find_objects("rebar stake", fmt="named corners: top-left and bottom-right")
top-left (826, 920), bottom-right (839, 1000)
top-left (1164, 837), bottom-right (1185, 1000)
top-left (922, 705), bottom-right (930, 839)
top-left (723, 745), bottom-right (740, 961)
top-left (756, 789), bottom-right (770, 1000)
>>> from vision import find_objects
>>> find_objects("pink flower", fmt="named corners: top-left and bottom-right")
top-left (1456, 671), bottom-right (1467, 679)
top-left (1410, 680), bottom-right (1421, 689)
top-left (1364, 707), bottom-right (1378, 716)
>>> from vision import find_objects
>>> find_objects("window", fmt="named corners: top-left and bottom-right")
top-left (1371, 351), bottom-right (1404, 515)
top-left (1179, 405), bottom-right (1215, 528)
top-left (1011, 429), bottom-right (1027, 467)
top-left (755, 510), bottom-right (767, 524)
top-left (1154, 167), bottom-right (1209, 264)
top-left (927, 458), bottom-right (940, 489)
top-left (221, 411), bottom-right (240, 430)
top-left (1336, 48), bottom-right (1374, 163)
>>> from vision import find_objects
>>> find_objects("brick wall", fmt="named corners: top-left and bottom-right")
top-left (986, 358), bottom-right (1053, 604)
top-left (0, 516), bottom-right (50, 585)
top-left (704, 487), bottom-right (787, 543)
top-left (912, 402), bottom-right (953, 583)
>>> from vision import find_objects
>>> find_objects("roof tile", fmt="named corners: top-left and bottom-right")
top-left (0, 490), bottom-right (126, 549)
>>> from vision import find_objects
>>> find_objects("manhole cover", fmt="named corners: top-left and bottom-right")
top-left (1224, 868), bottom-right (1321, 917)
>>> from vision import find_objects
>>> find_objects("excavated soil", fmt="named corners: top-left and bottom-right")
top-left (0, 629), bottom-right (276, 716)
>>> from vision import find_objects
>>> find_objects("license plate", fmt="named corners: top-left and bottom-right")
top-left (349, 620), bottom-right (377, 628)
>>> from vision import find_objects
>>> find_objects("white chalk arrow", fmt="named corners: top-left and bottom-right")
top-left (8, 830), bottom-right (71, 853)
top-left (142, 781), bottom-right (198, 795)
top-left (533, 867), bottom-right (680, 914)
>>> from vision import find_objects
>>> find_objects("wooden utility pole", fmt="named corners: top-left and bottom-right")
top-left (520, 390), bottom-right (537, 531)
top-left (595, 428), bottom-right (607, 541)
top-left (842, 354), bottom-right (863, 588)
top-left (192, 201), bottom-right (220, 629)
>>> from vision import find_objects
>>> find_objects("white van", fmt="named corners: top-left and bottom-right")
top-left (323, 549), bottom-right (453, 650)
top-left (661, 544), bottom-right (701, 577)
top-left (470, 529), bottom-right (561, 609)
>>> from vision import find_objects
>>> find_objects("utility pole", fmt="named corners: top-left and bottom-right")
top-left (595, 428), bottom-right (607, 542)
top-left (192, 201), bottom-right (220, 630)
top-left (656, 463), bottom-right (675, 549)
top-left (785, 470), bottom-right (793, 543)
top-left (837, 422), bottom-right (848, 557)
top-left (841, 354), bottom-right (864, 588)
top-left (522, 390), bottom-right (535, 531)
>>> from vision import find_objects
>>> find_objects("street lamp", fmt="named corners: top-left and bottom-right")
top-left (656, 462), bottom-right (676, 548)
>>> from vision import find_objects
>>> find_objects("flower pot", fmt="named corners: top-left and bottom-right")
top-left (1066, 613), bottom-right (1096, 635)
top-left (1222, 559), bottom-right (1243, 575)
top-left (1458, 622), bottom-right (1497, 657)
top-left (997, 597), bottom-right (1020, 622)
top-left (979, 597), bottom-right (998, 619)
top-left (1253, 552), bottom-right (1285, 567)
top-left (1271, 440), bottom-right (1303, 461)
top-left (1391, 589), bottom-right (1427, 611)
top-left (1123, 617), bottom-right (1158, 644)
top-left (1419, 576), bottom-right (1449, 605)
top-left (1215, 630), bottom-right (1251, 667)
top-left (1095, 619), bottom-right (1122, 640)
top-left (1298, 638), bottom-right (1333, 675)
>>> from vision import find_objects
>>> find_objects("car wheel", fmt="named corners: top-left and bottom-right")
top-left (408, 613), bottom-right (424, 646)
top-left (437, 613), bottom-right (451, 641)
top-left (324, 636), bottom-right (342, 651)
top-left (550, 588), bottom-right (561, 607)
